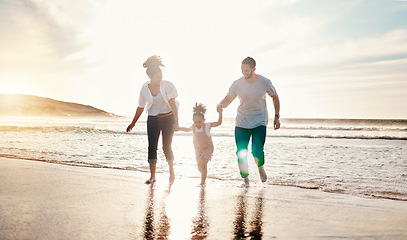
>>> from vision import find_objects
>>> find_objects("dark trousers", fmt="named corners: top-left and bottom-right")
top-left (147, 114), bottom-right (174, 164)
top-left (235, 126), bottom-right (267, 178)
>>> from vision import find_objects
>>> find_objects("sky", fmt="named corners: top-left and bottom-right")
top-left (1, 0), bottom-right (407, 120)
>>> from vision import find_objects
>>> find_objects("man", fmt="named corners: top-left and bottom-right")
top-left (217, 56), bottom-right (280, 187)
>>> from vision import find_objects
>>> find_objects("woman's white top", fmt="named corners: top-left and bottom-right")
top-left (147, 92), bottom-right (172, 116)
top-left (138, 80), bottom-right (178, 115)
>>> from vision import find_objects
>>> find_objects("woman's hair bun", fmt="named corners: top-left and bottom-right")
top-left (143, 55), bottom-right (164, 69)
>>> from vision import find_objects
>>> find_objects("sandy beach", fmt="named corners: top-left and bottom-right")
top-left (1, 157), bottom-right (406, 240)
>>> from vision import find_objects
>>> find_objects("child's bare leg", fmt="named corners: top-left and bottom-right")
top-left (200, 160), bottom-right (208, 185)
top-left (197, 161), bottom-right (203, 173)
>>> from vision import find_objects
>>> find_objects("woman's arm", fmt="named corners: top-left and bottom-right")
top-left (168, 98), bottom-right (179, 131)
top-left (126, 107), bottom-right (144, 132)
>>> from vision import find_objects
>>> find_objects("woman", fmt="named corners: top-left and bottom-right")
top-left (127, 55), bottom-right (179, 184)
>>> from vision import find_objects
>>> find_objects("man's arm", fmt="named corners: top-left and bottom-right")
top-left (217, 94), bottom-right (235, 112)
top-left (211, 107), bottom-right (223, 128)
top-left (271, 93), bottom-right (280, 130)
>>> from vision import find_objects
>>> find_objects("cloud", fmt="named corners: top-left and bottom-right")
top-left (289, 29), bottom-right (407, 75)
top-left (0, 0), bottom-right (92, 78)
top-left (251, 0), bottom-right (407, 71)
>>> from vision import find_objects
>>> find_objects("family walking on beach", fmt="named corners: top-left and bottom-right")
top-left (126, 55), bottom-right (280, 187)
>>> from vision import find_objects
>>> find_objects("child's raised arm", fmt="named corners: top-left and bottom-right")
top-left (211, 107), bottom-right (223, 128)
top-left (178, 127), bottom-right (192, 132)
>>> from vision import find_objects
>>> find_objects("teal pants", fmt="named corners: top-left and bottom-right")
top-left (235, 126), bottom-right (266, 178)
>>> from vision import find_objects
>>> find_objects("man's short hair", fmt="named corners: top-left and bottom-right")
top-left (242, 57), bottom-right (256, 68)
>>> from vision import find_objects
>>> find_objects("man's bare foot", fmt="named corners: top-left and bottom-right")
top-left (145, 178), bottom-right (156, 184)
top-left (243, 177), bottom-right (250, 188)
top-left (259, 166), bottom-right (267, 183)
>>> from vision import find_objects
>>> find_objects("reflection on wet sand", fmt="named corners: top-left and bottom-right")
top-left (191, 187), bottom-right (209, 239)
top-left (157, 187), bottom-right (171, 239)
top-left (143, 185), bottom-right (155, 240)
top-left (143, 184), bottom-right (172, 240)
top-left (234, 189), bottom-right (264, 240)
top-left (142, 183), bottom-right (263, 239)
top-left (142, 183), bottom-right (210, 239)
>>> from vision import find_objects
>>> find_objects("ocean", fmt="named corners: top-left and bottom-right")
top-left (1, 116), bottom-right (406, 201)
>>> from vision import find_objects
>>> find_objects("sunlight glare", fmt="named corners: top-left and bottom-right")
top-left (0, 74), bottom-right (32, 94)
top-left (165, 182), bottom-right (199, 239)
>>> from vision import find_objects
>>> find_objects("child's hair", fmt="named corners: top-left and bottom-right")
top-left (193, 102), bottom-right (206, 118)
top-left (143, 55), bottom-right (164, 77)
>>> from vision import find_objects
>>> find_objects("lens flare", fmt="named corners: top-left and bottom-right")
top-left (237, 149), bottom-right (249, 177)
top-left (237, 149), bottom-right (248, 160)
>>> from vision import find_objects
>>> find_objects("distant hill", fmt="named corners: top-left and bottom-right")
top-left (0, 94), bottom-right (118, 117)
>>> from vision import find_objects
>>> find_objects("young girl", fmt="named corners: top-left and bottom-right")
top-left (179, 103), bottom-right (222, 185)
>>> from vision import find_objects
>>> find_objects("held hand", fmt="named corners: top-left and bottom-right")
top-left (216, 104), bottom-right (223, 113)
top-left (126, 123), bottom-right (135, 133)
top-left (173, 121), bottom-right (180, 131)
top-left (274, 117), bottom-right (281, 130)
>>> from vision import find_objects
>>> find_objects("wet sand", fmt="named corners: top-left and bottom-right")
top-left (1, 157), bottom-right (406, 239)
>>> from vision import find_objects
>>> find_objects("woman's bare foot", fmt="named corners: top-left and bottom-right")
top-left (169, 171), bottom-right (175, 183)
top-left (145, 178), bottom-right (156, 184)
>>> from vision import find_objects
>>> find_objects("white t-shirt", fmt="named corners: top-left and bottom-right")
top-left (228, 75), bottom-right (276, 129)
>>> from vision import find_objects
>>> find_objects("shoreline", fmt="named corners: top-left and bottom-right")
top-left (1, 154), bottom-right (406, 202)
top-left (1, 157), bottom-right (407, 239)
